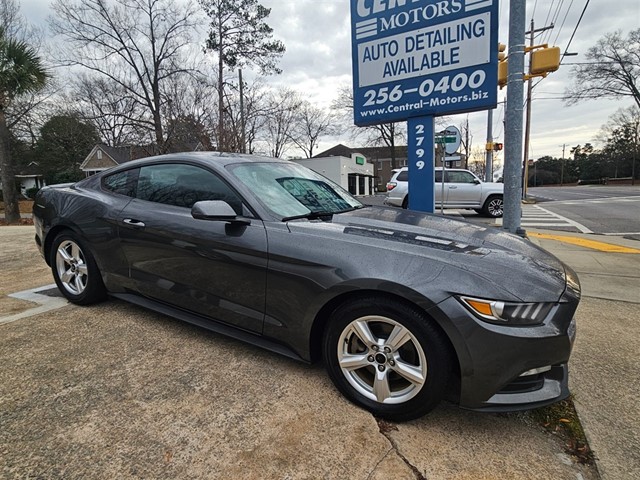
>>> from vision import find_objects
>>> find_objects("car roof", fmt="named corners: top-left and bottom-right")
top-left (110, 151), bottom-right (288, 171)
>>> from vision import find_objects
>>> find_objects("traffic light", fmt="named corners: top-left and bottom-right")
top-left (498, 42), bottom-right (507, 61)
top-left (493, 143), bottom-right (503, 151)
top-left (497, 42), bottom-right (508, 88)
top-left (531, 46), bottom-right (561, 75)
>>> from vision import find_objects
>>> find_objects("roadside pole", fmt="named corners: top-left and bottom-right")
top-left (485, 108), bottom-right (494, 182)
top-left (503, 0), bottom-right (526, 235)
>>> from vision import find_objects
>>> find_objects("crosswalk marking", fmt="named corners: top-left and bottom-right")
top-left (495, 205), bottom-right (593, 233)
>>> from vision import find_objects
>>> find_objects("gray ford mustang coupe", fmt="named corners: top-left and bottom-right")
top-left (33, 152), bottom-right (580, 421)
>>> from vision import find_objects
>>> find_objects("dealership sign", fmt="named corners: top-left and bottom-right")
top-left (350, 0), bottom-right (499, 126)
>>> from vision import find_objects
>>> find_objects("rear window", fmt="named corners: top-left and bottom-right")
top-left (102, 169), bottom-right (137, 197)
top-left (396, 171), bottom-right (409, 181)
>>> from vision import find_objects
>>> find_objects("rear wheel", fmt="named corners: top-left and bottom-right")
top-left (482, 195), bottom-right (504, 218)
top-left (323, 297), bottom-right (451, 421)
top-left (401, 197), bottom-right (408, 209)
top-left (51, 232), bottom-right (107, 305)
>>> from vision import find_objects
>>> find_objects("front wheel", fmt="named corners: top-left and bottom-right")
top-left (323, 297), bottom-right (452, 421)
top-left (50, 232), bottom-right (107, 305)
top-left (482, 195), bottom-right (504, 218)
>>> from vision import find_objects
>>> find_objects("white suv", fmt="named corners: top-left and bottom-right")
top-left (384, 167), bottom-right (504, 218)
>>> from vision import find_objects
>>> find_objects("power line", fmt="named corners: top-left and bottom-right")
top-left (561, 0), bottom-right (591, 64)
top-left (543, 0), bottom-right (565, 44)
top-left (542, 0), bottom-right (557, 32)
top-left (553, 0), bottom-right (575, 45)
top-left (530, 0), bottom-right (592, 92)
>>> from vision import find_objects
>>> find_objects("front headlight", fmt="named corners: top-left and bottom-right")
top-left (458, 296), bottom-right (554, 326)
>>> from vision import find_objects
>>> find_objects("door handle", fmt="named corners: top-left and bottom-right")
top-left (122, 218), bottom-right (146, 228)
top-left (448, 186), bottom-right (457, 189)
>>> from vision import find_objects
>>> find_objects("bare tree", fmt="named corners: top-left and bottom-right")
top-left (290, 102), bottom-right (338, 158)
top-left (565, 29), bottom-right (640, 109)
top-left (162, 72), bottom-right (218, 150)
top-left (70, 75), bottom-right (146, 147)
top-left (458, 117), bottom-right (472, 167)
top-left (200, 0), bottom-right (285, 152)
top-left (332, 84), bottom-right (405, 168)
top-left (262, 87), bottom-right (302, 158)
top-left (49, 0), bottom-right (202, 150)
top-left (220, 75), bottom-right (269, 154)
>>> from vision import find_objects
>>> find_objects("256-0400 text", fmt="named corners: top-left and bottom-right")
top-left (362, 69), bottom-right (486, 107)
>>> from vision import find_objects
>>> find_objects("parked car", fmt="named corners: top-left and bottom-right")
top-left (33, 153), bottom-right (579, 421)
top-left (385, 167), bottom-right (505, 217)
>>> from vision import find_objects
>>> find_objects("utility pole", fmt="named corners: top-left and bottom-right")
top-left (239, 69), bottom-right (246, 154)
top-left (561, 143), bottom-right (566, 186)
top-left (522, 19), bottom-right (554, 199)
top-left (503, 0), bottom-right (526, 236)
top-left (465, 115), bottom-right (470, 169)
top-left (485, 108), bottom-right (494, 182)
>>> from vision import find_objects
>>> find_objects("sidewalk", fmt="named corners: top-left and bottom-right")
top-left (528, 229), bottom-right (640, 480)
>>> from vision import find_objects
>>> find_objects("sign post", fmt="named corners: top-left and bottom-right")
top-left (408, 116), bottom-right (435, 211)
top-left (350, 0), bottom-right (498, 212)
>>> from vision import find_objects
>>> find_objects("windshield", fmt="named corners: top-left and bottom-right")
top-left (229, 162), bottom-right (362, 219)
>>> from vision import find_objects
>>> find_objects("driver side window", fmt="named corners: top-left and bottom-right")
top-left (135, 163), bottom-right (245, 215)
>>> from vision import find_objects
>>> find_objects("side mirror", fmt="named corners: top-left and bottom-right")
top-left (473, 178), bottom-right (481, 185)
top-left (191, 200), bottom-right (250, 225)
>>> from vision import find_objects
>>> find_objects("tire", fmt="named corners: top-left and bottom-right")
top-left (323, 297), bottom-right (452, 421)
top-left (50, 232), bottom-right (107, 305)
top-left (482, 195), bottom-right (504, 218)
top-left (401, 197), bottom-right (408, 209)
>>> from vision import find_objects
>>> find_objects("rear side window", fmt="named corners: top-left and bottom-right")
top-left (396, 171), bottom-right (409, 181)
top-left (136, 163), bottom-right (244, 214)
top-left (448, 171), bottom-right (476, 183)
top-left (103, 169), bottom-right (138, 196)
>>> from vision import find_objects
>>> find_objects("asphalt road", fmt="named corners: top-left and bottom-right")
top-left (0, 226), bottom-right (599, 480)
top-left (365, 185), bottom-right (640, 236)
top-left (528, 186), bottom-right (640, 236)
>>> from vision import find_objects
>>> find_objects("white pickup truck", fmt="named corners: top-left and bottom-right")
top-left (384, 167), bottom-right (505, 218)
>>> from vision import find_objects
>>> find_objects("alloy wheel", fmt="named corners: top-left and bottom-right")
top-left (487, 198), bottom-right (504, 217)
top-left (337, 315), bottom-right (427, 404)
top-left (55, 240), bottom-right (89, 295)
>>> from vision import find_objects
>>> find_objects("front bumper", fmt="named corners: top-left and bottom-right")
top-left (432, 295), bottom-right (578, 411)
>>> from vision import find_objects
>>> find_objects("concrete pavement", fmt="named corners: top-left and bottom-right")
top-left (0, 225), bottom-right (601, 479)
top-left (5, 223), bottom-right (640, 478)
top-left (528, 230), bottom-right (640, 480)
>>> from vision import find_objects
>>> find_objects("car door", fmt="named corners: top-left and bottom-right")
top-left (444, 170), bottom-right (483, 207)
top-left (117, 162), bottom-right (268, 334)
top-left (434, 170), bottom-right (447, 205)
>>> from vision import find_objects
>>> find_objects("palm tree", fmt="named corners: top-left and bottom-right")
top-left (0, 27), bottom-right (48, 223)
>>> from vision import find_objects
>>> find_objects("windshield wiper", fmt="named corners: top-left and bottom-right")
top-left (281, 211), bottom-right (334, 222)
top-left (281, 205), bottom-right (364, 222)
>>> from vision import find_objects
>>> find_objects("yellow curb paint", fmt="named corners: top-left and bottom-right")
top-left (529, 232), bottom-right (640, 254)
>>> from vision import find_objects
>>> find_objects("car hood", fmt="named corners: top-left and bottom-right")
top-left (286, 206), bottom-right (569, 303)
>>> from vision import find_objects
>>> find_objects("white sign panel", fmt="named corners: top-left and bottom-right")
top-left (357, 12), bottom-right (490, 87)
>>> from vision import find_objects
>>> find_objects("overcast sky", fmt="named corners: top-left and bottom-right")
top-left (20, 0), bottom-right (640, 162)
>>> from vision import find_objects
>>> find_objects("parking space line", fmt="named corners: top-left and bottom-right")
top-left (1, 284), bottom-right (68, 325)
